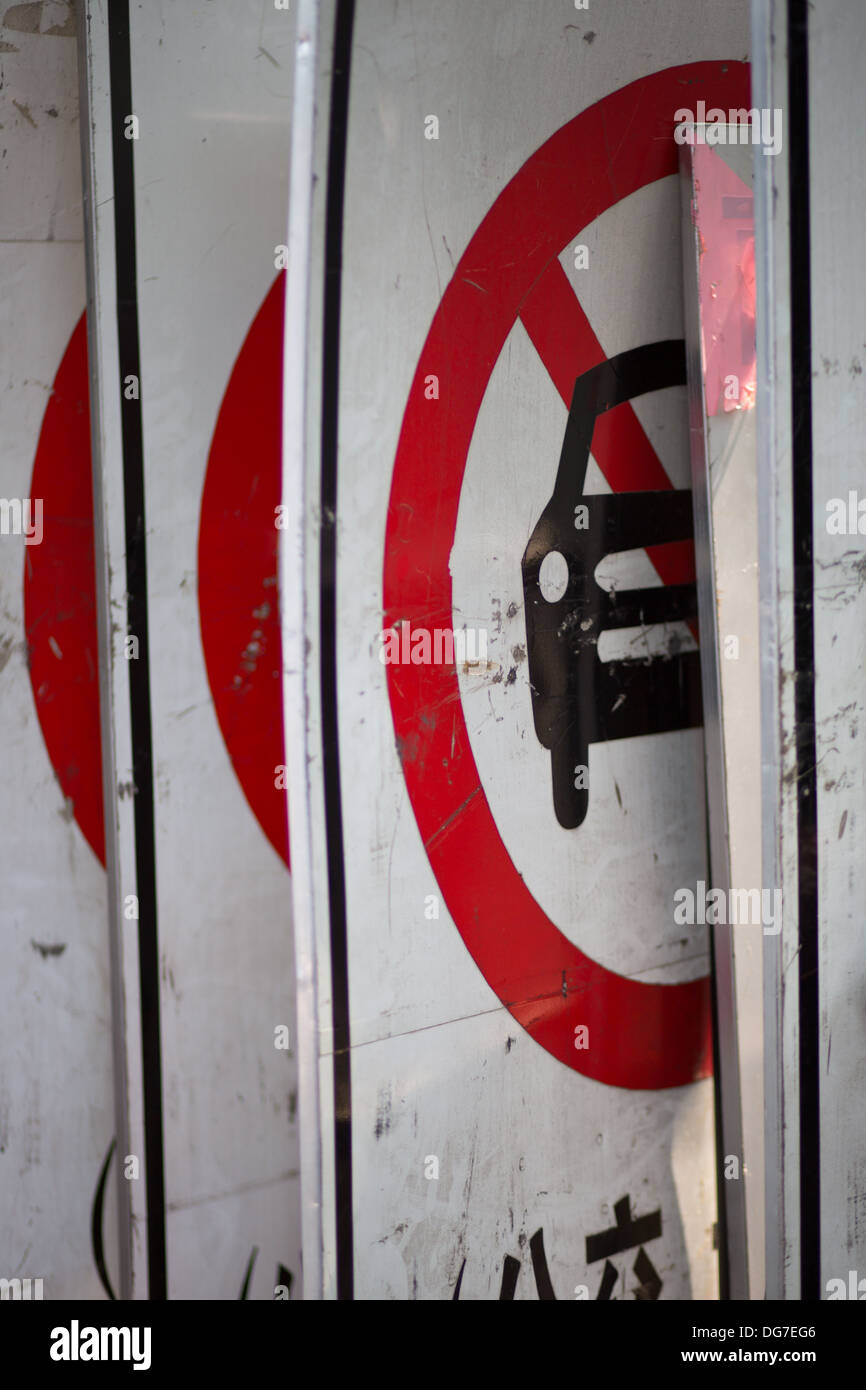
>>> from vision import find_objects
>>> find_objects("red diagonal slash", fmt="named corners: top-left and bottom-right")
top-left (518, 257), bottom-right (695, 592)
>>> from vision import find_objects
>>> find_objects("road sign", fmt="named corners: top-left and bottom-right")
top-left (79, 0), bottom-right (301, 1298)
top-left (0, 7), bottom-right (117, 1299)
top-left (680, 127), bottom-right (761, 1298)
top-left (755, 0), bottom-right (866, 1301)
top-left (27, 281), bottom-right (291, 874)
top-left (285, 0), bottom-right (751, 1298)
top-left (25, 113), bottom-right (294, 1306)
top-left (386, 66), bottom-right (753, 1089)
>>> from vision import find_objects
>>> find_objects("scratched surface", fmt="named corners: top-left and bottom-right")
top-left (808, 0), bottom-right (866, 1291)
top-left (680, 134), bottom-right (762, 1297)
top-left (293, 0), bottom-right (750, 1298)
top-left (81, 0), bottom-right (301, 1297)
top-left (0, 1), bottom-right (118, 1298)
top-left (127, 0), bottom-right (300, 1299)
top-left (753, 0), bottom-right (866, 1301)
top-left (757, 0), bottom-right (866, 1297)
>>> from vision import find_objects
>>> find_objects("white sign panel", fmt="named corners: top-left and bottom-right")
top-left (80, 0), bottom-right (301, 1299)
top-left (0, 1), bottom-right (118, 1300)
top-left (755, 0), bottom-right (866, 1301)
top-left (286, 0), bottom-right (750, 1299)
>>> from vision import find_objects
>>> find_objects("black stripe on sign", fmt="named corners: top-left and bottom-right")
top-left (321, 0), bottom-right (356, 1300)
top-left (787, 0), bottom-right (820, 1301)
top-left (107, 0), bottom-right (167, 1300)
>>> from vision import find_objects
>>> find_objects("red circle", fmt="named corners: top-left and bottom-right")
top-left (384, 63), bottom-right (749, 1089)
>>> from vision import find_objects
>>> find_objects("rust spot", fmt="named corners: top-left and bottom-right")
top-left (4, 2), bottom-right (75, 35)
top-left (31, 940), bottom-right (66, 959)
top-left (13, 99), bottom-right (37, 128)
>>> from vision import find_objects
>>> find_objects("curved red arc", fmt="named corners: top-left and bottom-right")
top-left (198, 273), bottom-right (290, 869)
top-left (24, 314), bottom-right (105, 865)
top-left (25, 279), bottom-right (290, 872)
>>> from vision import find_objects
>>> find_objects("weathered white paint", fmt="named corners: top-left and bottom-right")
top-left (0, 3), bottom-right (118, 1299)
top-left (808, 2), bottom-right (866, 1298)
top-left (288, 0), bottom-right (750, 1299)
top-left (80, 0), bottom-right (301, 1298)
top-left (755, 0), bottom-right (866, 1299)
top-left (752, 0), bottom-right (801, 1302)
top-left (681, 131), bottom-right (764, 1299)
top-left (282, 0), bottom-right (328, 1302)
